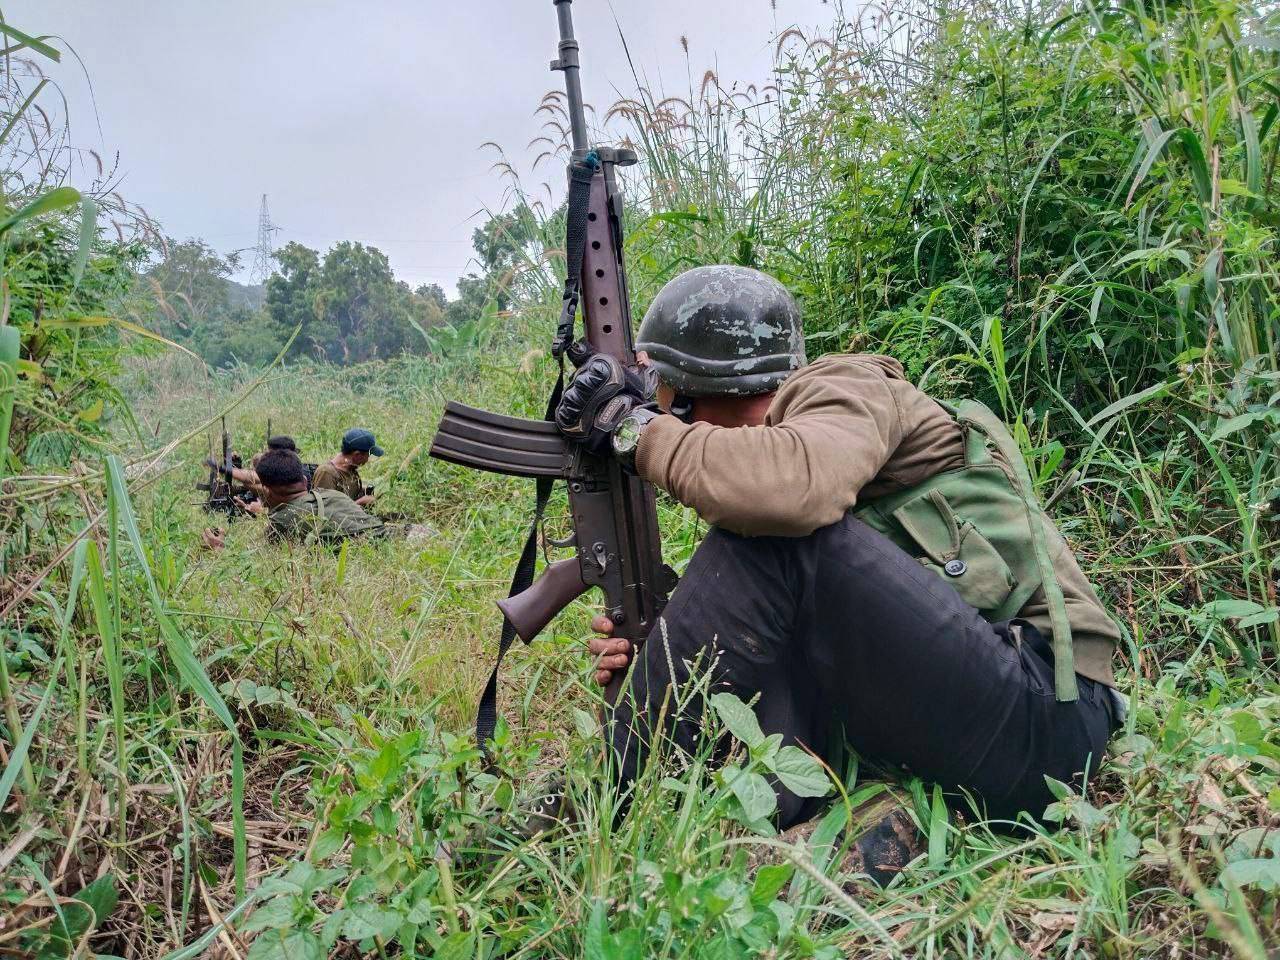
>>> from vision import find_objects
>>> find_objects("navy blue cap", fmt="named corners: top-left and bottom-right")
top-left (342, 428), bottom-right (384, 456)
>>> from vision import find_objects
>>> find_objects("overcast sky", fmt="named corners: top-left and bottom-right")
top-left (16, 0), bottom-right (837, 294)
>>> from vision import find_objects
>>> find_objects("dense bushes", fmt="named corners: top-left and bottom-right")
top-left (573, 0), bottom-right (1279, 670)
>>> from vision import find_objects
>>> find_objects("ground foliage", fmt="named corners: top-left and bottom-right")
top-left (2, 0), bottom-right (1280, 957)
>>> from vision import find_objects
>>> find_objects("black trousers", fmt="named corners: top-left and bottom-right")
top-left (609, 514), bottom-right (1116, 828)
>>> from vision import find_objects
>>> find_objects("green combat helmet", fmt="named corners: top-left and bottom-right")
top-left (636, 265), bottom-right (806, 397)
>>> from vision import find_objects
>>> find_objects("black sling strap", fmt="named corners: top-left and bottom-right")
top-left (475, 372), bottom-right (565, 759)
top-left (552, 151), bottom-right (600, 358)
top-left (477, 150), bottom-right (599, 759)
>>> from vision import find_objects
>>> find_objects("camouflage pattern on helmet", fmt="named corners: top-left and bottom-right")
top-left (636, 265), bottom-right (806, 397)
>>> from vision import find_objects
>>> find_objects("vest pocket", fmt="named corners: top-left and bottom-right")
top-left (891, 489), bottom-right (1016, 614)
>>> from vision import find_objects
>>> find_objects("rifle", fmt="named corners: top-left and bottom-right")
top-left (196, 417), bottom-right (259, 517)
top-left (430, 0), bottom-right (677, 749)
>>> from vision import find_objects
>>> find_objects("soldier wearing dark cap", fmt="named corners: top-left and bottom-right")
top-left (312, 428), bottom-right (383, 506)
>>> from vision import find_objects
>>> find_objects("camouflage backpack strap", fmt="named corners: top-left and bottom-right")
top-left (953, 400), bottom-right (1078, 702)
top-left (306, 490), bottom-right (326, 547)
top-left (935, 399), bottom-right (994, 468)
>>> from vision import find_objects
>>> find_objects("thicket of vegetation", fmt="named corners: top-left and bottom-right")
top-left (2, 0), bottom-right (1278, 957)
top-left (141, 236), bottom-right (494, 368)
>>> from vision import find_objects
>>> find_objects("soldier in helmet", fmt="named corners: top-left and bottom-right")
top-left (554, 265), bottom-right (1123, 877)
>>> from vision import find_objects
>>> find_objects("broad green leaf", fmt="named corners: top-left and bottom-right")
top-left (928, 784), bottom-right (948, 869)
top-left (1200, 599), bottom-right (1267, 621)
top-left (769, 745), bottom-right (831, 798)
top-left (0, 185), bottom-right (80, 235)
top-left (320, 909), bottom-right (347, 949)
top-left (341, 902), bottom-right (403, 942)
top-left (1084, 380), bottom-right (1171, 428)
top-left (0, 661), bottom-right (58, 812)
top-left (1043, 775), bottom-right (1073, 802)
top-left (1229, 711), bottom-right (1265, 746)
top-left (246, 928), bottom-right (323, 960)
top-left (1219, 858), bottom-right (1280, 891)
top-left (310, 827), bottom-right (345, 861)
top-left (1239, 608), bottom-right (1280, 629)
top-left (750, 864), bottom-right (793, 907)
top-left (572, 707), bottom-right (600, 739)
top-left (435, 930), bottom-right (477, 960)
top-left (47, 873), bottom-right (117, 948)
top-left (584, 898), bottom-right (608, 960)
top-left (1226, 827), bottom-right (1280, 860)
top-left (240, 897), bottom-right (296, 934)
top-left (710, 692), bottom-right (765, 748)
top-left (72, 196), bottom-right (98, 285)
top-left (1209, 410), bottom-right (1275, 442)
top-left (0, 22), bottom-right (60, 60)
top-left (723, 764), bottom-right (776, 822)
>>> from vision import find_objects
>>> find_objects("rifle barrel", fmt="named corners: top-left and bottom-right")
top-left (552, 0), bottom-right (589, 155)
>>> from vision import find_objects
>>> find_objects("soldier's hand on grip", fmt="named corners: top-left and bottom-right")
top-left (554, 351), bottom-right (655, 457)
top-left (588, 613), bottom-right (632, 686)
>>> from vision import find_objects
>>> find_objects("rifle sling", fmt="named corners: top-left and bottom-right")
top-left (552, 151), bottom-right (600, 357)
top-left (479, 147), bottom-right (598, 757)
top-left (476, 370), bottom-right (565, 762)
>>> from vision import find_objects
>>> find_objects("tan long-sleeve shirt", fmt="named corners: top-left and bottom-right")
top-left (636, 353), bottom-right (1118, 685)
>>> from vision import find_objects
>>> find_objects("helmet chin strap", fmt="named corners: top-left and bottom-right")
top-left (669, 394), bottom-right (695, 423)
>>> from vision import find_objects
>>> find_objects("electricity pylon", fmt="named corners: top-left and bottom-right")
top-left (249, 194), bottom-right (280, 284)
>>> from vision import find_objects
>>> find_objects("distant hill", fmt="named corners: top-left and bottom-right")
top-left (224, 278), bottom-right (265, 311)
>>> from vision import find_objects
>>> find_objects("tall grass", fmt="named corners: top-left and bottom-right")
top-left (3, 0), bottom-right (1279, 956)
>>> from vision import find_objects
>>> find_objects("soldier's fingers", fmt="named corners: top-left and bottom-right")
top-left (588, 637), bottom-right (630, 658)
top-left (597, 653), bottom-right (630, 671)
top-left (594, 668), bottom-right (613, 686)
top-left (590, 614), bottom-right (614, 635)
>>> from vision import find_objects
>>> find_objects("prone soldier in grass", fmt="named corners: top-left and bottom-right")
top-left (202, 448), bottom-right (385, 549)
top-left (555, 265), bottom-right (1124, 867)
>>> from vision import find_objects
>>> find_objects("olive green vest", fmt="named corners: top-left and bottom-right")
top-left (853, 400), bottom-right (1078, 701)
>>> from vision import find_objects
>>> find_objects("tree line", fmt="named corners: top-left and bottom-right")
top-left (142, 211), bottom-right (534, 367)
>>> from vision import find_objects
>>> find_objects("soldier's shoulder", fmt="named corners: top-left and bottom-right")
top-left (782, 353), bottom-right (908, 393)
top-left (809, 353), bottom-right (906, 379)
top-left (278, 492), bottom-right (319, 514)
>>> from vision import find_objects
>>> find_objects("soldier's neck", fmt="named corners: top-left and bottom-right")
top-left (692, 392), bottom-right (775, 428)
